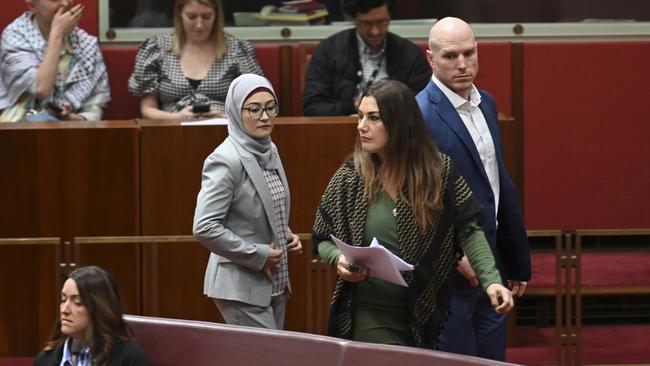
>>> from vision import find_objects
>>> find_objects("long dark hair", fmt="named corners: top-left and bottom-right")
top-left (353, 80), bottom-right (443, 231)
top-left (44, 266), bottom-right (133, 366)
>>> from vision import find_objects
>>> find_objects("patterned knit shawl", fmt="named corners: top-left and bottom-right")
top-left (0, 12), bottom-right (110, 111)
top-left (312, 153), bottom-right (482, 348)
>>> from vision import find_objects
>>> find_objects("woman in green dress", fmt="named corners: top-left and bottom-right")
top-left (312, 80), bottom-right (513, 349)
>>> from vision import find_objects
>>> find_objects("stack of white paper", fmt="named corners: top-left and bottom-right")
top-left (330, 235), bottom-right (414, 287)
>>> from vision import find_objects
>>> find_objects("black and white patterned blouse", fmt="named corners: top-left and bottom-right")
top-left (262, 168), bottom-right (290, 297)
top-left (128, 32), bottom-right (263, 113)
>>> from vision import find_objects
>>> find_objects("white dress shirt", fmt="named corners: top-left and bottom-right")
top-left (432, 75), bottom-right (500, 220)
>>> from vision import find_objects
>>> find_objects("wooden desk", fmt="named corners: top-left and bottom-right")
top-left (0, 120), bottom-right (140, 239)
top-left (0, 116), bottom-right (518, 354)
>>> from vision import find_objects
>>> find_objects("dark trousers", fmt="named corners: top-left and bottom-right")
top-left (437, 274), bottom-right (507, 361)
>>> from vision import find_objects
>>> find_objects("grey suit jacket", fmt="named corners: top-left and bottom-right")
top-left (193, 137), bottom-right (291, 307)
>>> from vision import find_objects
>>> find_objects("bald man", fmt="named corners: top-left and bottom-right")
top-left (416, 17), bottom-right (531, 360)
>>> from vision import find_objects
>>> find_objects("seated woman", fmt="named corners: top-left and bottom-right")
top-left (128, 0), bottom-right (264, 120)
top-left (34, 266), bottom-right (149, 366)
top-left (0, 0), bottom-right (111, 122)
top-left (312, 80), bottom-right (513, 348)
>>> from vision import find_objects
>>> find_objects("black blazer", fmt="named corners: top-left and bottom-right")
top-left (302, 28), bottom-right (431, 116)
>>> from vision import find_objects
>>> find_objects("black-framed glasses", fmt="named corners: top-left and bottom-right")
top-left (242, 103), bottom-right (279, 120)
top-left (356, 18), bottom-right (390, 31)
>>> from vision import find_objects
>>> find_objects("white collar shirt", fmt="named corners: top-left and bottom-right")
top-left (432, 75), bottom-right (500, 220)
top-left (59, 338), bottom-right (92, 366)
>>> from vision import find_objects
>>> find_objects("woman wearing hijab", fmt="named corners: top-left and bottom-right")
top-left (193, 73), bottom-right (302, 330)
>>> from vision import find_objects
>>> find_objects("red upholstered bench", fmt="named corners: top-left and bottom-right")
top-left (507, 325), bottom-right (650, 366)
top-left (102, 46), bottom-right (140, 120)
top-left (530, 251), bottom-right (650, 295)
top-left (0, 357), bottom-right (33, 366)
top-left (290, 42), bottom-right (317, 116)
top-left (125, 315), bottom-right (520, 366)
top-left (523, 230), bottom-right (650, 296)
top-left (509, 229), bottom-right (650, 365)
top-left (254, 45), bottom-right (282, 93)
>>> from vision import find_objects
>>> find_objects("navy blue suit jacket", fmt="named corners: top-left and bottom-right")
top-left (416, 80), bottom-right (531, 282)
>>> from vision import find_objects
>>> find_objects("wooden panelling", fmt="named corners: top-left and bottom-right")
top-left (139, 121), bottom-right (225, 235)
top-left (74, 238), bottom-right (143, 315)
top-left (138, 121), bottom-right (230, 322)
top-left (0, 121), bottom-right (140, 240)
top-left (0, 115), bottom-right (521, 356)
top-left (271, 117), bottom-right (357, 231)
top-left (0, 121), bottom-right (139, 356)
top-left (138, 117), bottom-right (357, 331)
top-left (73, 236), bottom-right (221, 323)
top-left (0, 114), bottom-right (519, 355)
top-left (303, 236), bottom-right (337, 335)
top-left (0, 238), bottom-right (60, 357)
top-left (141, 240), bottom-right (222, 322)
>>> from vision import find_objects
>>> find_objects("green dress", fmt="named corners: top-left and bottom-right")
top-left (318, 190), bottom-right (499, 346)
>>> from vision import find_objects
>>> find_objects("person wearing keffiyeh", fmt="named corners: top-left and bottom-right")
top-left (0, 0), bottom-right (110, 122)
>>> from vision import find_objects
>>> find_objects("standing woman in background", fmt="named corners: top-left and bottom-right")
top-left (193, 74), bottom-right (302, 329)
top-left (34, 266), bottom-right (149, 366)
top-left (128, 0), bottom-right (263, 120)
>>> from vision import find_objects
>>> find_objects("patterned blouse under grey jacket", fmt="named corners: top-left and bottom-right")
top-left (128, 32), bottom-right (264, 113)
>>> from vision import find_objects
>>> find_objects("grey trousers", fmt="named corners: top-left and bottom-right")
top-left (213, 293), bottom-right (287, 330)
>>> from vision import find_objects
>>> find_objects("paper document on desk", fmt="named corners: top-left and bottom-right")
top-left (181, 118), bottom-right (228, 126)
top-left (330, 235), bottom-right (414, 287)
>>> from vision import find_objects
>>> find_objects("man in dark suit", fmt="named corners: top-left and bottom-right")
top-left (416, 17), bottom-right (531, 361)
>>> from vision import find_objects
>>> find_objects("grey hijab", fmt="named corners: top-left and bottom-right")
top-left (225, 74), bottom-right (279, 169)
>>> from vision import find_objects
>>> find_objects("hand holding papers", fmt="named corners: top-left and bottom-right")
top-left (330, 235), bottom-right (414, 287)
